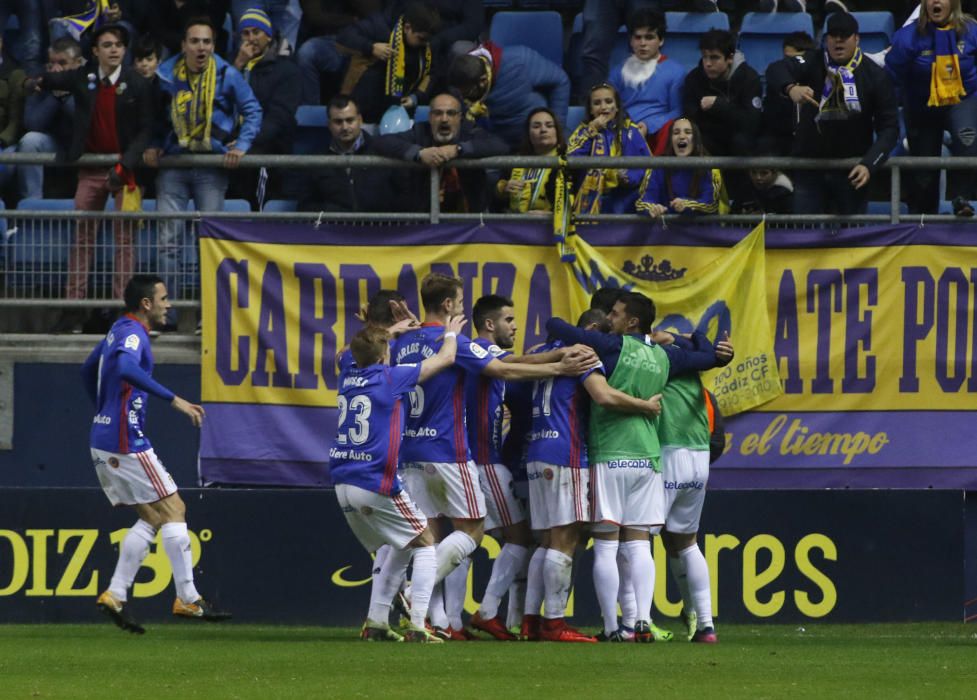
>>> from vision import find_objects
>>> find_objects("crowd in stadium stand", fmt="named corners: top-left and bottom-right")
top-left (1, 1), bottom-right (976, 328)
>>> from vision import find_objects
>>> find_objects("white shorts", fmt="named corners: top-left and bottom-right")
top-left (336, 483), bottom-right (428, 553)
top-left (527, 461), bottom-right (589, 530)
top-left (477, 463), bottom-right (526, 530)
top-left (648, 447), bottom-right (709, 535)
top-left (589, 459), bottom-right (664, 530)
top-left (91, 448), bottom-right (178, 507)
top-left (400, 461), bottom-right (487, 520)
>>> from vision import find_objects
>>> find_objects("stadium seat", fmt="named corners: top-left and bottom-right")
top-left (262, 199), bottom-right (299, 213)
top-left (821, 12), bottom-right (895, 55)
top-left (739, 12), bottom-right (814, 74)
top-left (294, 105), bottom-right (330, 155)
top-left (567, 105), bottom-right (586, 133)
top-left (414, 105), bottom-right (429, 123)
top-left (664, 12), bottom-right (730, 72)
top-left (490, 11), bottom-right (564, 66)
top-left (866, 201), bottom-right (908, 216)
top-left (7, 198), bottom-right (75, 295)
top-left (518, 0), bottom-right (582, 8)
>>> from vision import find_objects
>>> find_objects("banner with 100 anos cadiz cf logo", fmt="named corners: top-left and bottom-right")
top-left (197, 219), bottom-right (977, 489)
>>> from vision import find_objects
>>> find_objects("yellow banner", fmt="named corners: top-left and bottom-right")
top-left (565, 223), bottom-right (782, 415)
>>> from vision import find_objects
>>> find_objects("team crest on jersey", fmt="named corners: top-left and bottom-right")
top-left (108, 457), bottom-right (120, 469)
top-left (469, 342), bottom-right (488, 359)
top-left (124, 334), bottom-right (140, 351)
top-left (360, 506), bottom-right (374, 516)
top-left (543, 468), bottom-right (554, 481)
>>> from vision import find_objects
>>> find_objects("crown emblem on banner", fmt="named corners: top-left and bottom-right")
top-left (622, 255), bottom-right (687, 282)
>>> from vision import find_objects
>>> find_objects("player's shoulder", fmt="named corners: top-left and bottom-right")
top-left (109, 316), bottom-right (148, 351)
top-left (473, 336), bottom-right (509, 359)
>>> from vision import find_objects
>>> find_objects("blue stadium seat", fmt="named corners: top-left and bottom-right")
top-left (518, 0), bottom-right (582, 8)
top-left (294, 105), bottom-right (330, 155)
top-left (263, 199), bottom-right (298, 213)
top-left (7, 198), bottom-right (75, 294)
top-left (739, 12), bottom-right (814, 73)
top-left (866, 201), bottom-right (908, 216)
top-left (821, 12), bottom-right (895, 55)
top-left (414, 105), bottom-right (429, 123)
top-left (490, 11), bottom-right (564, 66)
top-left (567, 105), bottom-right (586, 133)
top-left (664, 12), bottom-right (730, 72)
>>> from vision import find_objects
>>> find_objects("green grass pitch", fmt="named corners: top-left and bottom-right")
top-left (2, 623), bottom-right (975, 698)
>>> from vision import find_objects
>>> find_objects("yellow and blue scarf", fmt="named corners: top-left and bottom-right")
top-left (171, 55), bottom-right (217, 152)
top-left (818, 47), bottom-right (863, 121)
top-left (54, 0), bottom-right (110, 40)
top-left (384, 16), bottom-right (432, 98)
top-left (929, 26), bottom-right (967, 106)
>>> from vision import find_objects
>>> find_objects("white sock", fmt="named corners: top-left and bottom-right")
top-left (367, 545), bottom-right (393, 621)
top-left (506, 574), bottom-right (527, 629)
top-left (670, 555), bottom-right (692, 613)
top-left (367, 546), bottom-right (412, 624)
top-left (616, 547), bottom-right (637, 629)
top-left (408, 546), bottom-right (436, 629)
top-left (592, 539), bottom-right (620, 635)
top-left (680, 544), bottom-right (714, 629)
top-left (435, 531), bottom-right (477, 582)
top-left (445, 557), bottom-right (469, 629)
top-left (623, 540), bottom-right (655, 624)
top-left (160, 522), bottom-right (199, 604)
top-left (524, 546), bottom-right (547, 617)
top-left (542, 549), bottom-right (574, 619)
top-left (479, 543), bottom-right (529, 619)
top-left (428, 583), bottom-right (449, 629)
top-left (108, 520), bottom-right (156, 602)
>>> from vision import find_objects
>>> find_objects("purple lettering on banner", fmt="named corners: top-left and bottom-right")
top-left (340, 264), bottom-right (381, 350)
top-left (481, 262), bottom-right (516, 301)
top-left (216, 258), bottom-right (249, 386)
top-left (251, 263), bottom-right (294, 388)
top-left (430, 261), bottom-right (477, 336)
top-left (807, 269), bottom-right (842, 394)
top-left (775, 270), bottom-right (802, 393)
top-left (936, 268), bottom-right (969, 392)
top-left (842, 268), bottom-right (877, 394)
top-left (524, 264), bottom-right (553, 351)
top-left (697, 300), bottom-right (732, 341)
top-left (294, 263), bottom-right (338, 391)
top-left (970, 268), bottom-right (977, 393)
top-left (657, 314), bottom-right (694, 334)
top-left (396, 264), bottom-right (420, 319)
top-left (899, 267), bottom-right (934, 393)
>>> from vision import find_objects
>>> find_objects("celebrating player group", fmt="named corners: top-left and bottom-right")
top-left (329, 272), bottom-right (733, 644)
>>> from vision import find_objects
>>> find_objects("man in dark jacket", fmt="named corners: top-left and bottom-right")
top-left (230, 8), bottom-right (301, 205)
top-left (28, 24), bottom-right (154, 312)
top-left (768, 12), bottom-right (899, 215)
top-left (373, 91), bottom-right (509, 213)
top-left (681, 29), bottom-right (761, 207)
top-left (299, 94), bottom-right (400, 212)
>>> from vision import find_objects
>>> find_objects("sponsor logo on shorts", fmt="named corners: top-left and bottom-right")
top-left (543, 468), bottom-right (554, 481)
top-left (664, 480), bottom-right (704, 490)
top-left (604, 459), bottom-right (653, 469)
top-left (108, 457), bottom-right (120, 469)
top-left (360, 506), bottom-right (374, 516)
top-left (527, 470), bottom-right (542, 481)
top-left (92, 415), bottom-right (112, 425)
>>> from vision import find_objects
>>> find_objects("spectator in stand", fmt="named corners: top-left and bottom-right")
top-left (682, 29), bottom-right (761, 209)
top-left (132, 35), bottom-right (163, 81)
top-left (299, 94), bottom-right (401, 212)
top-left (567, 82), bottom-right (650, 215)
top-left (495, 107), bottom-right (565, 214)
top-left (148, 0), bottom-right (231, 59)
top-left (886, 0), bottom-right (977, 215)
top-left (336, 1), bottom-right (441, 123)
top-left (0, 0), bottom-right (43, 71)
top-left (636, 116), bottom-right (727, 217)
top-left (769, 12), bottom-right (899, 215)
top-left (0, 36), bottom-right (26, 175)
top-left (609, 9), bottom-right (685, 155)
top-left (14, 36), bottom-right (84, 200)
top-left (146, 16), bottom-right (262, 329)
top-left (230, 0), bottom-right (302, 55)
top-left (760, 31), bottom-right (816, 156)
top-left (27, 24), bottom-right (153, 330)
top-left (423, 0), bottom-right (483, 63)
top-left (372, 91), bottom-right (509, 213)
top-left (229, 8), bottom-right (300, 206)
top-left (739, 160), bottom-right (795, 214)
top-left (295, 0), bottom-right (381, 104)
top-left (446, 43), bottom-right (570, 150)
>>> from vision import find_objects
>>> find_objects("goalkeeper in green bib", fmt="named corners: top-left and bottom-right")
top-left (545, 291), bottom-right (731, 643)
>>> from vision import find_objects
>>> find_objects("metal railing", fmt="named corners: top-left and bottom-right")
top-left (0, 152), bottom-right (974, 307)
